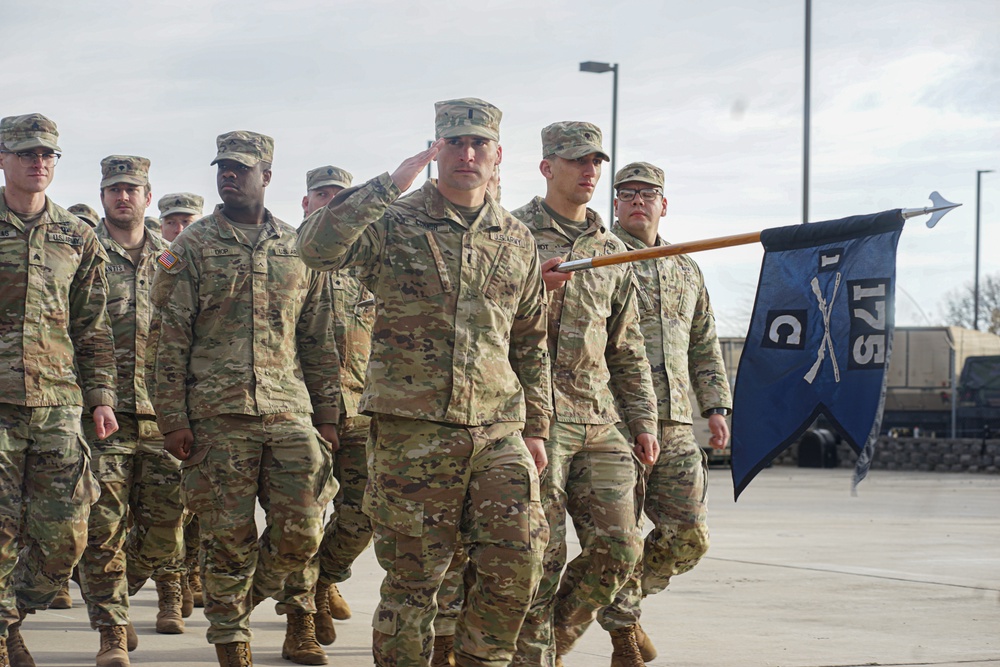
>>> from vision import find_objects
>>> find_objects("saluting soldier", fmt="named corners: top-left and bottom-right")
top-left (0, 113), bottom-right (118, 667)
top-left (297, 98), bottom-right (551, 667)
top-left (512, 122), bottom-right (659, 667)
top-left (150, 131), bottom-right (341, 667)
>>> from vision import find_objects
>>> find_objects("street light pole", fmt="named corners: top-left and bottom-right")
top-left (974, 169), bottom-right (994, 330)
top-left (580, 60), bottom-right (619, 223)
top-left (803, 0), bottom-right (811, 224)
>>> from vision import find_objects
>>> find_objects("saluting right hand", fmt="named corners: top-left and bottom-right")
top-left (390, 139), bottom-right (444, 192)
top-left (164, 428), bottom-right (195, 461)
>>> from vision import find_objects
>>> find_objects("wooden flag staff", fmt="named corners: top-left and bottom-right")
top-left (555, 192), bottom-right (960, 273)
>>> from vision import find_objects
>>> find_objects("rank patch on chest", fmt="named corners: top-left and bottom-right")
top-left (157, 249), bottom-right (179, 269)
top-left (490, 232), bottom-right (524, 247)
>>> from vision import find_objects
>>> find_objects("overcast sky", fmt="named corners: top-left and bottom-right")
top-left (5, 0), bottom-right (998, 336)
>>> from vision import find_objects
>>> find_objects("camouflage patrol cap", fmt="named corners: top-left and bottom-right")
top-left (306, 165), bottom-right (353, 191)
top-left (0, 113), bottom-right (61, 152)
top-left (613, 161), bottom-right (664, 189)
top-left (158, 192), bottom-right (204, 218)
top-left (541, 121), bottom-right (609, 161)
top-left (68, 203), bottom-right (101, 228)
top-left (211, 130), bottom-right (274, 167)
top-left (434, 98), bottom-right (501, 141)
top-left (145, 216), bottom-right (161, 233)
top-left (100, 155), bottom-right (151, 188)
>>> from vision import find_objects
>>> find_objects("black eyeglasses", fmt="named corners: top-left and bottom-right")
top-left (1, 150), bottom-right (61, 166)
top-left (616, 188), bottom-right (662, 202)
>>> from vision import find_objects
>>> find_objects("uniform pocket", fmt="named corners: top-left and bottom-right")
top-left (179, 445), bottom-right (221, 515)
top-left (71, 435), bottom-right (102, 506)
top-left (386, 232), bottom-right (452, 301)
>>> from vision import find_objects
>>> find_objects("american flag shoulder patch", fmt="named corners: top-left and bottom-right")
top-left (157, 249), bottom-right (179, 269)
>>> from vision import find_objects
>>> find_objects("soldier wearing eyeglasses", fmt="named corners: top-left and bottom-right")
top-left (0, 113), bottom-right (119, 667)
top-left (590, 161), bottom-right (732, 662)
top-left (512, 124), bottom-right (659, 667)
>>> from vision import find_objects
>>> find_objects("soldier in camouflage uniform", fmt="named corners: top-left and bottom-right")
top-left (0, 113), bottom-right (118, 667)
top-left (297, 98), bottom-right (552, 667)
top-left (275, 165), bottom-right (372, 663)
top-left (149, 131), bottom-right (341, 667)
top-left (512, 123), bottom-right (660, 667)
top-left (75, 156), bottom-right (189, 667)
top-left (158, 193), bottom-right (203, 243)
top-left (594, 162), bottom-right (732, 664)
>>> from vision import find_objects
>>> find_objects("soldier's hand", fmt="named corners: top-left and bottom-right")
top-left (634, 432), bottom-right (660, 465)
top-left (164, 428), bottom-right (195, 461)
top-left (92, 406), bottom-right (119, 440)
top-left (317, 423), bottom-right (340, 453)
top-left (541, 256), bottom-right (573, 292)
top-left (524, 437), bottom-right (548, 474)
top-left (391, 139), bottom-right (444, 192)
top-left (708, 414), bottom-right (730, 450)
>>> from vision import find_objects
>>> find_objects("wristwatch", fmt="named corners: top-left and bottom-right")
top-left (704, 407), bottom-right (729, 417)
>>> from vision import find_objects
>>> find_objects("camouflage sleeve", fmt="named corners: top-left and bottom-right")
top-left (688, 267), bottom-right (733, 414)
top-left (509, 247), bottom-right (552, 440)
top-left (150, 242), bottom-right (198, 433)
top-left (298, 270), bottom-right (341, 425)
top-left (70, 232), bottom-right (118, 409)
top-left (606, 268), bottom-right (658, 437)
top-left (296, 172), bottom-right (400, 279)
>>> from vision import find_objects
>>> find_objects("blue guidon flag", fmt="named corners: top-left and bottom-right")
top-left (731, 210), bottom-right (905, 499)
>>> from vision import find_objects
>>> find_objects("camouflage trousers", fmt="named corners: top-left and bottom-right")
top-left (366, 414), bottom-right (547, 667)
top-left (597, 420), bottom-right (710, 631)
top-left (0, 404), bottom-right (98, 637)
top-left (183, 512), bottom-right (201, 575)
top-left (79, 414), bottom-right (185, 628)
top-left (276, 416), bottom-right (373, 614)
top-left (514, 422), bottom-right (642, 666)
top-left (431, 545), bottom-right (466, 637)
top-left (183, 413), bottom-right (336, 644)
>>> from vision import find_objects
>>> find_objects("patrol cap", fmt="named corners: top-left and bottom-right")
top-left (541, 121), bottom-right (609, 161)
top-left (68, 203), bottom-right (101, 228)
top-left (100, 155), bottom-right (151, 188)
top-left (211, 130), bottom-right (274, 167)
top-left (145, 216), bottom-right (161, 233)
top-left (434, 98), bottom-right (501, 141)
top-left (613, 161), bottom-right (664, 189)
top-left (306, 165), bottom-right (353, 191)
top-left (158, 192), bottom-right (204, 218)
top-left (0, 113), bottom-right (61, 152)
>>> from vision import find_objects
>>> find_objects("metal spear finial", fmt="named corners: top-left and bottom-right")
top-left (901, 191), bottom-right (962, 228)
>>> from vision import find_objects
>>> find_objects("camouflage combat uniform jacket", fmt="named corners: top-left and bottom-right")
top-left (94, 222), bottom-right (167, 417)
top-left (297, 174), bottom-right (552, 439)
top-left (513, 197), bottom-right (657, 437)
top-left (0, 189), bottom-right (116, 409)
top-left (150, 206), bottom-right (340, 434)
top-left (330, 269), bottom-right (374, 420)
top-left (612, 224), bottom-right (731, 423)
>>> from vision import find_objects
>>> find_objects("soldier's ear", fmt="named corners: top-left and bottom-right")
top-left (661, 197), bottom-right (668, 218)
top-left (261, 168), bottom-right (272, 188)
top-left (495, 144), bottom-right (503, 167)
top-left (539, 158), bottom-right (553, 180)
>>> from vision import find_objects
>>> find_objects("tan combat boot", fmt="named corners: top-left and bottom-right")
top-left (154, 574), bottom-right (185, 634)
top-left (430, 634), bottom-right (455, 667)
top-left (313, 584), bottom-right (336, 646)
top-left (634, 623), bottom-right (657, 662)
top-left (125, 621), bottom-right (138, 652)
top-left (609, 626), bottom-right (645, 667)
top-left (0, 637), bottom-right (10, 667)
top-left (50, 583), bottom-right (72, 609)
top-left (281, 611), bottom-right (327, 665)
top-left (96, 626), bottom-right (130, 667)
top-left (326, 583), bottom-right (351, 620)
top-left (189, 566), bottom-right (204, 608)
top-left (215, 641), bottom-right (253, 667)
top-left (7, 612), bottom-right (34, 667)
top-left (180, 574), bottom-right (194, 618)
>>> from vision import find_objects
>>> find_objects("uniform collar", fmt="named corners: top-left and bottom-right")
top-left (612, 221), bottom-right (665, 250)
top-left (214, 204), bottom-right (281, 242)
top-left (529, 196), bottom-right (606, 236)
top-left (0, 187), bottom-right (76, 230)
top-left (422, 179), bottom-right (500, 230)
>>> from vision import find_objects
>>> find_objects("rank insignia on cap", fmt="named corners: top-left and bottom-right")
top-left (157, 249), bottom-right (179, 269)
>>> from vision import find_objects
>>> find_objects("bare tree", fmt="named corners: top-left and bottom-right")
top-left (941, 272), bottom-right (1000, 334)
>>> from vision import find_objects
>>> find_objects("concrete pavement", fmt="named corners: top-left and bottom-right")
top-left (17, 468), bottom-right (1000, 666)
